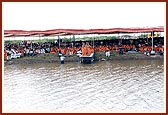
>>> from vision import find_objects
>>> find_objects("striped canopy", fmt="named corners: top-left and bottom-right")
top-left (4, 27), bottom-right (164, 38)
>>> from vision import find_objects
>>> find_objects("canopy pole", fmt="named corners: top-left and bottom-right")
top-left (118, 33), bottom-right (120, 45)
top-left (30, 36), bottom-right (33, 49)
top-left (58, 35), bottom-right (60, 49)
top-left (147, 32), bottom-right (148, 46)
top-left (152, 31), bottom-right (154, 51)
top-left (31, 41), bottom-right (32, 49)
top-left (93, 34), bottom-right (95, 54)
top-left (39, 34), bottom-right (40, 41)
top-left (73, 34), bottom-right (76, 47)
top-left (118, 33), bottom-right (119, 40)
top-left (93, 34), bottom-right (95, 48)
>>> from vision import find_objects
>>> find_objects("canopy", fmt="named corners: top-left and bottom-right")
top-left (4, 27), bottom-right (164, 38)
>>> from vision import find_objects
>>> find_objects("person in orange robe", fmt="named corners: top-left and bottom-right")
top-left (87, 47), bottom-right (91, 56)
top-left (82, 43), bottom-right (87, 56)
top-left (50, 47), bottom-right (55, 54)
top-left (4, 51), bottom-right (7, 60)
top-left (21, 49), bottom-right (25, 57)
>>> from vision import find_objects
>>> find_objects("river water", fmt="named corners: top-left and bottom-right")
top-left (3, 59), bottom-right (165, 112)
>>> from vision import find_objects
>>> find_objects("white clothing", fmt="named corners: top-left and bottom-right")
top-left (105, 51), bottom-right (110, 57)
top-left (60, 56), bottom-right (65, 61)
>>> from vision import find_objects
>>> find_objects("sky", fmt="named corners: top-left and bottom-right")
top-left (3, 2), bottom-right (165, 31)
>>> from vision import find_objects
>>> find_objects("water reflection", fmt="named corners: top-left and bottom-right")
top-left (3, 60), bottom-right (164, 112)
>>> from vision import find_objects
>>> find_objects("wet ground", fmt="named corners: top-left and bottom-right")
top-left (3, 59), bottom-right (165, 112)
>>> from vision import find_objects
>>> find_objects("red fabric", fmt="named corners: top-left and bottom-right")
top-left (4, 27), bottom-right (164, 37)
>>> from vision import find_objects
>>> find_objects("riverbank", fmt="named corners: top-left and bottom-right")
top-left (4, 52), bottom-right (164, 65)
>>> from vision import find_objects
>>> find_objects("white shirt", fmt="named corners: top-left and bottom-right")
top-left (60, 56), bottom-right (65, 61)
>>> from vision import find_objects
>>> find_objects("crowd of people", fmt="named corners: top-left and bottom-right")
top-left (4, 37), bottom-right (164, 61)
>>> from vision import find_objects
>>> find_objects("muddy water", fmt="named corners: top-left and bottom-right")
top-left (3, 60), bottom-right (165, 112)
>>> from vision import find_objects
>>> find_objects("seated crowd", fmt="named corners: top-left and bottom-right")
top-left (4, 38), bottom-right (164, 61)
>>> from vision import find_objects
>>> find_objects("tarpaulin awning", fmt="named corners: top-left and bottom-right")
top-left (4, 27), bottom-right (164, 38)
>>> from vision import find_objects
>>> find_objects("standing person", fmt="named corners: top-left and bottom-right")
top-left (105, 47), bottom-right (110, 57)
top-left (77, 48), bottom-right (82, 57)
top-left (76, 48), bottom-right (82, 63)
top-left (119, 45), bottom-right (123, 54)
top-left (58, 49), bottom-right (62, 57)
top-left (60, 55), bottom-right (65, 64)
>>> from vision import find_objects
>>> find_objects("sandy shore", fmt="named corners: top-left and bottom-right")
top-left (4, 52), bottom-right (164, 65)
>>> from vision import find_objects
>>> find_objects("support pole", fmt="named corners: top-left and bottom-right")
top-left (147, 32), bottom-right (148, 46)
top-left (93, 34), bottom-right (95, 49)
top-left (152, 31), bottom-right (154, 51)
top-left (31, 41), bottom-right (32, 49)
top-left (118, 33), bottom-right (119, 44)
top-left (39, 34), bottom-right (40, 41)
top-left (58, 36), bottom-right (60, 49)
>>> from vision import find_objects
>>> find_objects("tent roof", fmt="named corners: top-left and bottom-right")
top-left (4, 27), bottom-right (164, 38)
